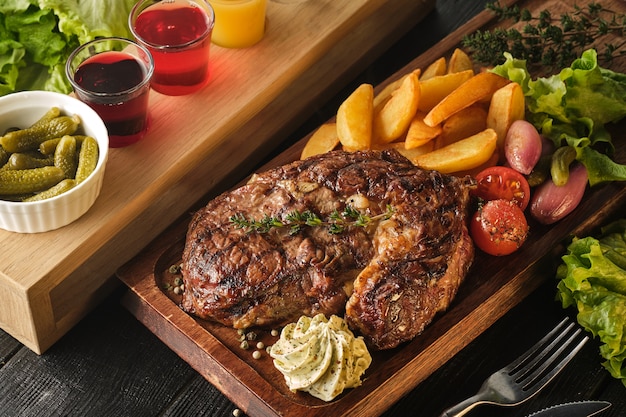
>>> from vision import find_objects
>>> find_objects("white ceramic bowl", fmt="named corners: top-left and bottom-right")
top-left (0, 91), bottom-right (109, 233)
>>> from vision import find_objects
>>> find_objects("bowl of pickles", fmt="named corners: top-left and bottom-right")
top-left (0, 91), bottom-right (109, 233)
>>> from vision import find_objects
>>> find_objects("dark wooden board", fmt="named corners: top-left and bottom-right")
top-left (117, 0), bottom-right (626, 416)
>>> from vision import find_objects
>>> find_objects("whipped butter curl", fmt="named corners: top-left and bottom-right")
top-left (269, 314), bottom-right (372, 401)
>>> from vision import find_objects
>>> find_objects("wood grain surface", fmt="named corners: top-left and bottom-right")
top-left (0, 0), bottom-right (435, 354)
top-left (118, 0), bottom-right (626, 416)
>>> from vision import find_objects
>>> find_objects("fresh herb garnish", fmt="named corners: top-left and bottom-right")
top-left (462, 1), bottom-right (626, 69)
top-left (230, 205), bottom-right (394, 235)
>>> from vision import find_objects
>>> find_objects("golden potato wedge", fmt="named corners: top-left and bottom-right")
top-left (373, 71), bottom-right (420, 144)
top-left (417, 69), bottom-right (474, 113)
top-left (393, 141), bottom-right (437, 159)
top-left (486, 81), bottom-right (525, 158)
top-left (447, 48), bottom-right (473, 74)
top-left (423, 72), bottom-right (511, 127)
top-left (301, 123), bottom-right (339, 159)
top-left (405, 112), bottom-right (442, 149)
top-left (373, 69), bottom-right (420, 113)
top-left (411, 128), bottom-right (498, 174)
top-left (421, 57), bottom-right (446, 80)
top-left (453, 150), bottom-right (499, 177)
top-left (439, 105), bottom-right (488, 147)
top-left (336, 83), bottom-right (374, 150)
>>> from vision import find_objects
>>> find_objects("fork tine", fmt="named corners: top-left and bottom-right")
top-left (506, 317), bottom-right (589, 394)
top-left (519, 333), bottom-right (588, 393)
top-left (504, 317), bottom-right (570, 373)
top-left (514, 324), bottom-right (580, 382)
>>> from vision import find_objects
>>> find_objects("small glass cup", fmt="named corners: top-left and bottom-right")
top-left (66, 37), bottom-right (154, 148)
top-left (208, 0), bottom-right (267, 48)
top-left (129, 0), bottom-right (215, 96)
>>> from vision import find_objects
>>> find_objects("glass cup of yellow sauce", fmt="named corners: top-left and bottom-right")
top-left (208, 0), bottom-right (267, 48)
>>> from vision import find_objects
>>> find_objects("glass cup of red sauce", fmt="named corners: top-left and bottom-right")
top-left (129, 0), bottom-right (215, 96)
top-left (66, 37), bottom-right (154, 148)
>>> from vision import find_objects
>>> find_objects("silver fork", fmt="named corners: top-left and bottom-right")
top-left (440, 317), bottom-right (589, 417)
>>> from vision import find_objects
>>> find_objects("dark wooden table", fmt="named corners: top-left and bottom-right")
top-left (1, 1), bottom-right (624, 416)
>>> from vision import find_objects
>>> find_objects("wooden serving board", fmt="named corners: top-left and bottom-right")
top-left (118, 0), bottom-right (626, 416)
top-left (0, 0), bottom-right (436, 354)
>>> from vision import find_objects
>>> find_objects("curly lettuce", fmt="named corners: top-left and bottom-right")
top-left (492, 49), bottom-right (626, 186)
top-left (0, 0), bottom-right (137, 95)
top-left (556, 219), bottom-right (626, 387)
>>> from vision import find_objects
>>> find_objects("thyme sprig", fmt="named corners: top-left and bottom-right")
top-left (230, 204), bottom-right (395, 235)
top-left (462, 1), bottom-right (626, 69)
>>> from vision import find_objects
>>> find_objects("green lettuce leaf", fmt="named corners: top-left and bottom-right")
top-left (0, 0), bottom-right (137, 95)
top-left (557, 219), bottom-right (626, 386)
top-left (6, 6), bottom-right (68, 67)
top-left (492, 49), bottom-right (626, 185)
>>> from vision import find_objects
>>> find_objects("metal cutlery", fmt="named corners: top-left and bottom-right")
top-left (439, 317), bottom-right (589, 417)
top-left (525, 400), bottom-right (612, 417)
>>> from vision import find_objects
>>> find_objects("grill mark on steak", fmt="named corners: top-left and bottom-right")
top-left (181, 149), bottom-right (474, 350)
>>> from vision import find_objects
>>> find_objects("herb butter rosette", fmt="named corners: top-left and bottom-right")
top-left (269, 314), bottom-right (372, 401)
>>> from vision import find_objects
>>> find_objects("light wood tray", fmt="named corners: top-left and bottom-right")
top-left (118, 0), bottom-right (626, 415)
top-left (0, 0), bottom-right (436, 354)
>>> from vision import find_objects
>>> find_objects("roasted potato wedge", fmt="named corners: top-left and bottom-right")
top-left (417, 69), bottom-right (474, 113)
top-left (423, 72), bottom-right (511, 127)
top-left (326, 50), bottom-right (513, 178)
top-left (447, 48), bottom-right (473, 73)
top-left (301, 123), bottom-right (339, 159)
top-left (373, 71), bottom-right (420, 144)
top-left (486, 81), bottom-right (525, 159)
top-left (405, 112), bottom-right (442, 149)
top-left (373, 69), bottom-right (420, 114)
top-left (336, 83), bottom-right (374, 150)
top-left (421, 57), bottom-right (446, 80)
top-left (439, 105), bottom-right (488, 147)
top-left (412, 128), bottom-right (498, 174)
top-left (453, 150), bottom-right (499, 177)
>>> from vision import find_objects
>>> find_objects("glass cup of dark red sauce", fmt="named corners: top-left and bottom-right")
top-left (129, 0), bottom-right (215, 96)
top-left (66, 37), bottom-right (154, 148)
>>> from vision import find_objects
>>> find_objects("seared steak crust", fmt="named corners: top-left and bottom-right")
top-left (181, 150), bottom-right (474, 350)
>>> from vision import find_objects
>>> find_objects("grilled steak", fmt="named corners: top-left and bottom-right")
top-left (181, 149), bottom-right (474, 350)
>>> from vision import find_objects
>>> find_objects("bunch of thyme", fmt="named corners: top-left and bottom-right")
top-left (462, 1), bottom-right (626, 70)
top-left (230, 205), bottom-right (394, 235)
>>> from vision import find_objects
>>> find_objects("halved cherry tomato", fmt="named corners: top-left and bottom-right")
top-left (472, 166), bottom-right (531, 211)
top-left (470, 199), bottom-right (529, 256)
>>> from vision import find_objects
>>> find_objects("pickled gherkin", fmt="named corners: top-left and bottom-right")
top-left (40, 135), bottom-right (86, 155)
top-left (0, 166), bottom-right (65, 195)
top-left (0, 114), bottom-right (81, 153)
top-left (0, 145), bottom-right (8, 167)
top-left (75, 136), bottom-right (99, 183)
top-left (0, 107), bottom-right (101, 202)
top-left (7, 152), bottom-right (54, 170)
top-left (54, 135), bottom-right (77, 179)
top-left (30, 107), bottom-right (61, 129)
top-left (24, 179), bottom-right (76, 202)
